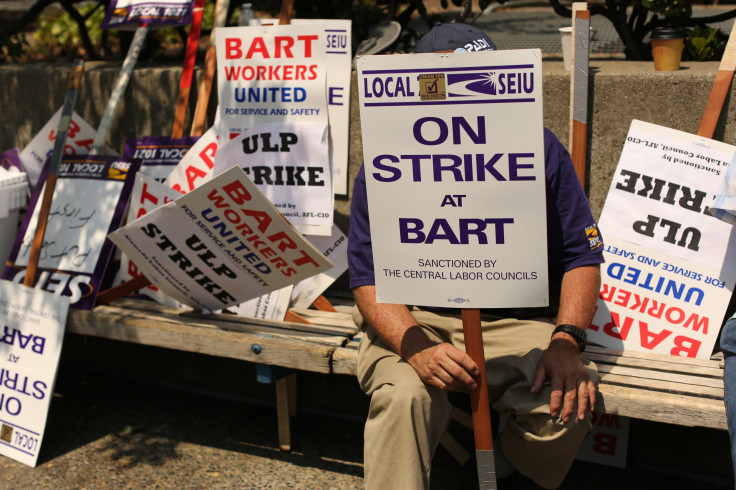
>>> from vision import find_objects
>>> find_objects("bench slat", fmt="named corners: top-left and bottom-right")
top-left (597, 383), bottom-right (726, 430)
top-left (67, 305), bottom-right (343, 373)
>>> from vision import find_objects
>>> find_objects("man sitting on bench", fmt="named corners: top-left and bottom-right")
top-left (347, 23), bottom-right (605, 489)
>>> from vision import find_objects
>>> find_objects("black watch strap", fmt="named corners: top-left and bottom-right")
top-left (552, 324), bottom-right (587, 352)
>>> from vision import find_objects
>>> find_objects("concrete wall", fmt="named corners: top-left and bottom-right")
top-left (2, 59), bottom-right (733, 241)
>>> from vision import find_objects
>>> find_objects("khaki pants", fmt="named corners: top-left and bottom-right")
top-left (355, 307), bottom-right (599, 490)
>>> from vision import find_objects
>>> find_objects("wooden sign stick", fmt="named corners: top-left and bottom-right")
top-left (24, 60), bottom-right (85, 288)
top-left (171, 0), bottom-right (206, 138)
top-left (567, 2), bottom-right (587, 150)
top-left (189, 0), bottom-right (231, 137)
top-left (462, 308), bottom-right (495, 489)
top-left (697, 20), bottom-right (736, 139)
top-left (570, 9), bottom-right (591, 191)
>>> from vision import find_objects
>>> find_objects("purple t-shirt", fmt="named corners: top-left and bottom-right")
top-left (347, 128), bottom-right (604, 312)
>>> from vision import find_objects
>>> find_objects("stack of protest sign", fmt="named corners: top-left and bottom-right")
top-left (0, 7), bottom-right (356, 467)
top-left (589, 120), bottom-right (736, 359)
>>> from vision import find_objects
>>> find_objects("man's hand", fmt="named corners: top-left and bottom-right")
top-left (530, 337), bottom-right (596, 423)
top-left (402, 331), bottom-right (480, 391)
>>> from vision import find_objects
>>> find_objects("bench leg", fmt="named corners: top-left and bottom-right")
top-left (276, 373), bottom-right (297, 451)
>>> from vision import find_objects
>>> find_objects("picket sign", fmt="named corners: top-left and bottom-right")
top-left (0, 281), bottom-right (70, 467)
top-left (23, 60), bottom-right (85, 288)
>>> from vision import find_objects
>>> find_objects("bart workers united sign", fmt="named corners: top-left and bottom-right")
top-left (109, 166), bottom-right (333, 310)
top-left (357, 50), bottom-right (548, 308)
top-left (592, 120), bottom-right (736, 359)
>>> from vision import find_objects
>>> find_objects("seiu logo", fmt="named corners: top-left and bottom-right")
top-left (447, 70), bottom-right (534, 97)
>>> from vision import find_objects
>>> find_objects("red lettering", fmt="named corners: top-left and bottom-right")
top-left (603, 312), bottom-right (632, 340)
top-left (243, 209), bottom-right (271, 233)
top-left (297, 35), bottom-right (318, 57)
top-left (139, 182), bottom-right (159, 206)
top-left (614, 289), bottom-right (631, 307)
top-left (599, 284), bottom-right (615, 302)
top-left (246, 37), bottom-right (269, 59)
top-left (592, 433), bottom-right (617, 456)
top-left (199, 142), bottom-right (217, 169)
top-left (274, 36), bottom-right (294, 57)
top-left (225, 38), bottom-right (242, 59)
top-left (185, 165), bottom-right (208, 191)
top-left (684, 314), bottom-right (709, 334)
top-left (664, 306), bottom-right (685, 324)
top-left (639, 321), bottom-right (671, 350)
top-left (671, 336), bottom-right (701, 358)
top-left (67, 119), bottom-right (81, 139)
top-left (292, 249), bottom-right (319, 268)
top-left (223, 180), bottom-right (251, 205)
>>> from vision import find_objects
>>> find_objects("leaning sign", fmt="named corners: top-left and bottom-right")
top-left (0, 281), bottom-right (69, 467)
top-left (591, 120), bottom-right (736, 358)
top-left (108, 166), bottom-right (333, 310)
top-left (356, 50), bottom-right (548, 307)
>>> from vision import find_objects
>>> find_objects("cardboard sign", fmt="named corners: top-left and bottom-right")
top-left (164, 126), bottom-right (219, 194)
top-left (265, 19), bottom-right (353, 196)
top-left (101, 0), bottom-right (194, 29)
top-left (123, 135), bottom-right (199, 183)
top-left (592, 121), bottom-right (736, 358)
top-left (599, 120), bottom-right (736, 273)
top-left (215, 24), bottom-right (329, 141)
top-left (229, 286), bottom-right (292, 321)
top-left (213, 122), bottom-right (332, 236)
top-left (19, 109), bottom-right (116, 189)
top-left (2, 156), bottom-right (140, 310)
top-left (114, 172), bottom-right (184, 308)
top-left (108, 166), bottom-right (333, 310)
top-left (290, 224), bottom-right (349, 308)
top-left (0, 281), bottom-right (69, 467)
top-left (576, 413), bottom-right (629, 468)
top-left (356, 50), bottom-right (548, 308)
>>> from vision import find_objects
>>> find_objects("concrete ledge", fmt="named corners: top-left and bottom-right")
top-left (1, 60), bottom-right (732, 224)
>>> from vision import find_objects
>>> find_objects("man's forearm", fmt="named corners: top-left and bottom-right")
top-left (353, 285), bottom-right (435, 359)
top-left (555, 264), bottom-right (601, 332)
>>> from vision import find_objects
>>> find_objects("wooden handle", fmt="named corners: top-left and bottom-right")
top-left (96, 275), bottom-right (151, 305)
top-left (462, 308), bottom-right (493, 451)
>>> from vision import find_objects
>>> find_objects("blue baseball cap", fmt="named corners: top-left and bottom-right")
top-left (414, 22), bottom-right (497, 53)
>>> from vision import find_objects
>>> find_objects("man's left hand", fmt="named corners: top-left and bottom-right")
top-left (530, 337), bottom-right (596, 423)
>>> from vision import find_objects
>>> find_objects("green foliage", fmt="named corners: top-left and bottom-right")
top-left (683, 25), bottom-right (726, 61)
top-left (33, 3), bottom-right (115, 59)
top-left (641, 0), bottom-right (692, 20)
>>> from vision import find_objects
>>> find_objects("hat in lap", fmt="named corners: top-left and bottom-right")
top-left (414, 22), bottom-right (497, 53)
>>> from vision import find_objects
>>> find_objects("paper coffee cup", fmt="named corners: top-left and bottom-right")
top-left (651, 27), bottom-right (685, 71)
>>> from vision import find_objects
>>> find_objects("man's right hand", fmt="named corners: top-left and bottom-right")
top-left (353, 285), bottom-right (479, 392)
top-left (403, 331), bottom-right (479, 391)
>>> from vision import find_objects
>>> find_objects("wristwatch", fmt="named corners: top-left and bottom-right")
top-left (552, 324), bottom-right (587, 353)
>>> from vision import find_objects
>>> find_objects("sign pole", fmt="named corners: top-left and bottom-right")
top-left (462, 308), bottom-right (496, 489)
top-left (697, 21), bottom-right (736, 139)
top-left (189, 0), bottom-right (231, 137)
top-left (171, 0), bottom-right (206, 138)
top-left (24, 60), bottom-right (85, 288)
top-left (90, 24), bottom-right (149, 155)
top-left (570, 8), bottom-right (590, 191)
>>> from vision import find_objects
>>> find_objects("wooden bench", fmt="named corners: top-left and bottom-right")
top-left (65, 296), bottom-right (728, 455)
